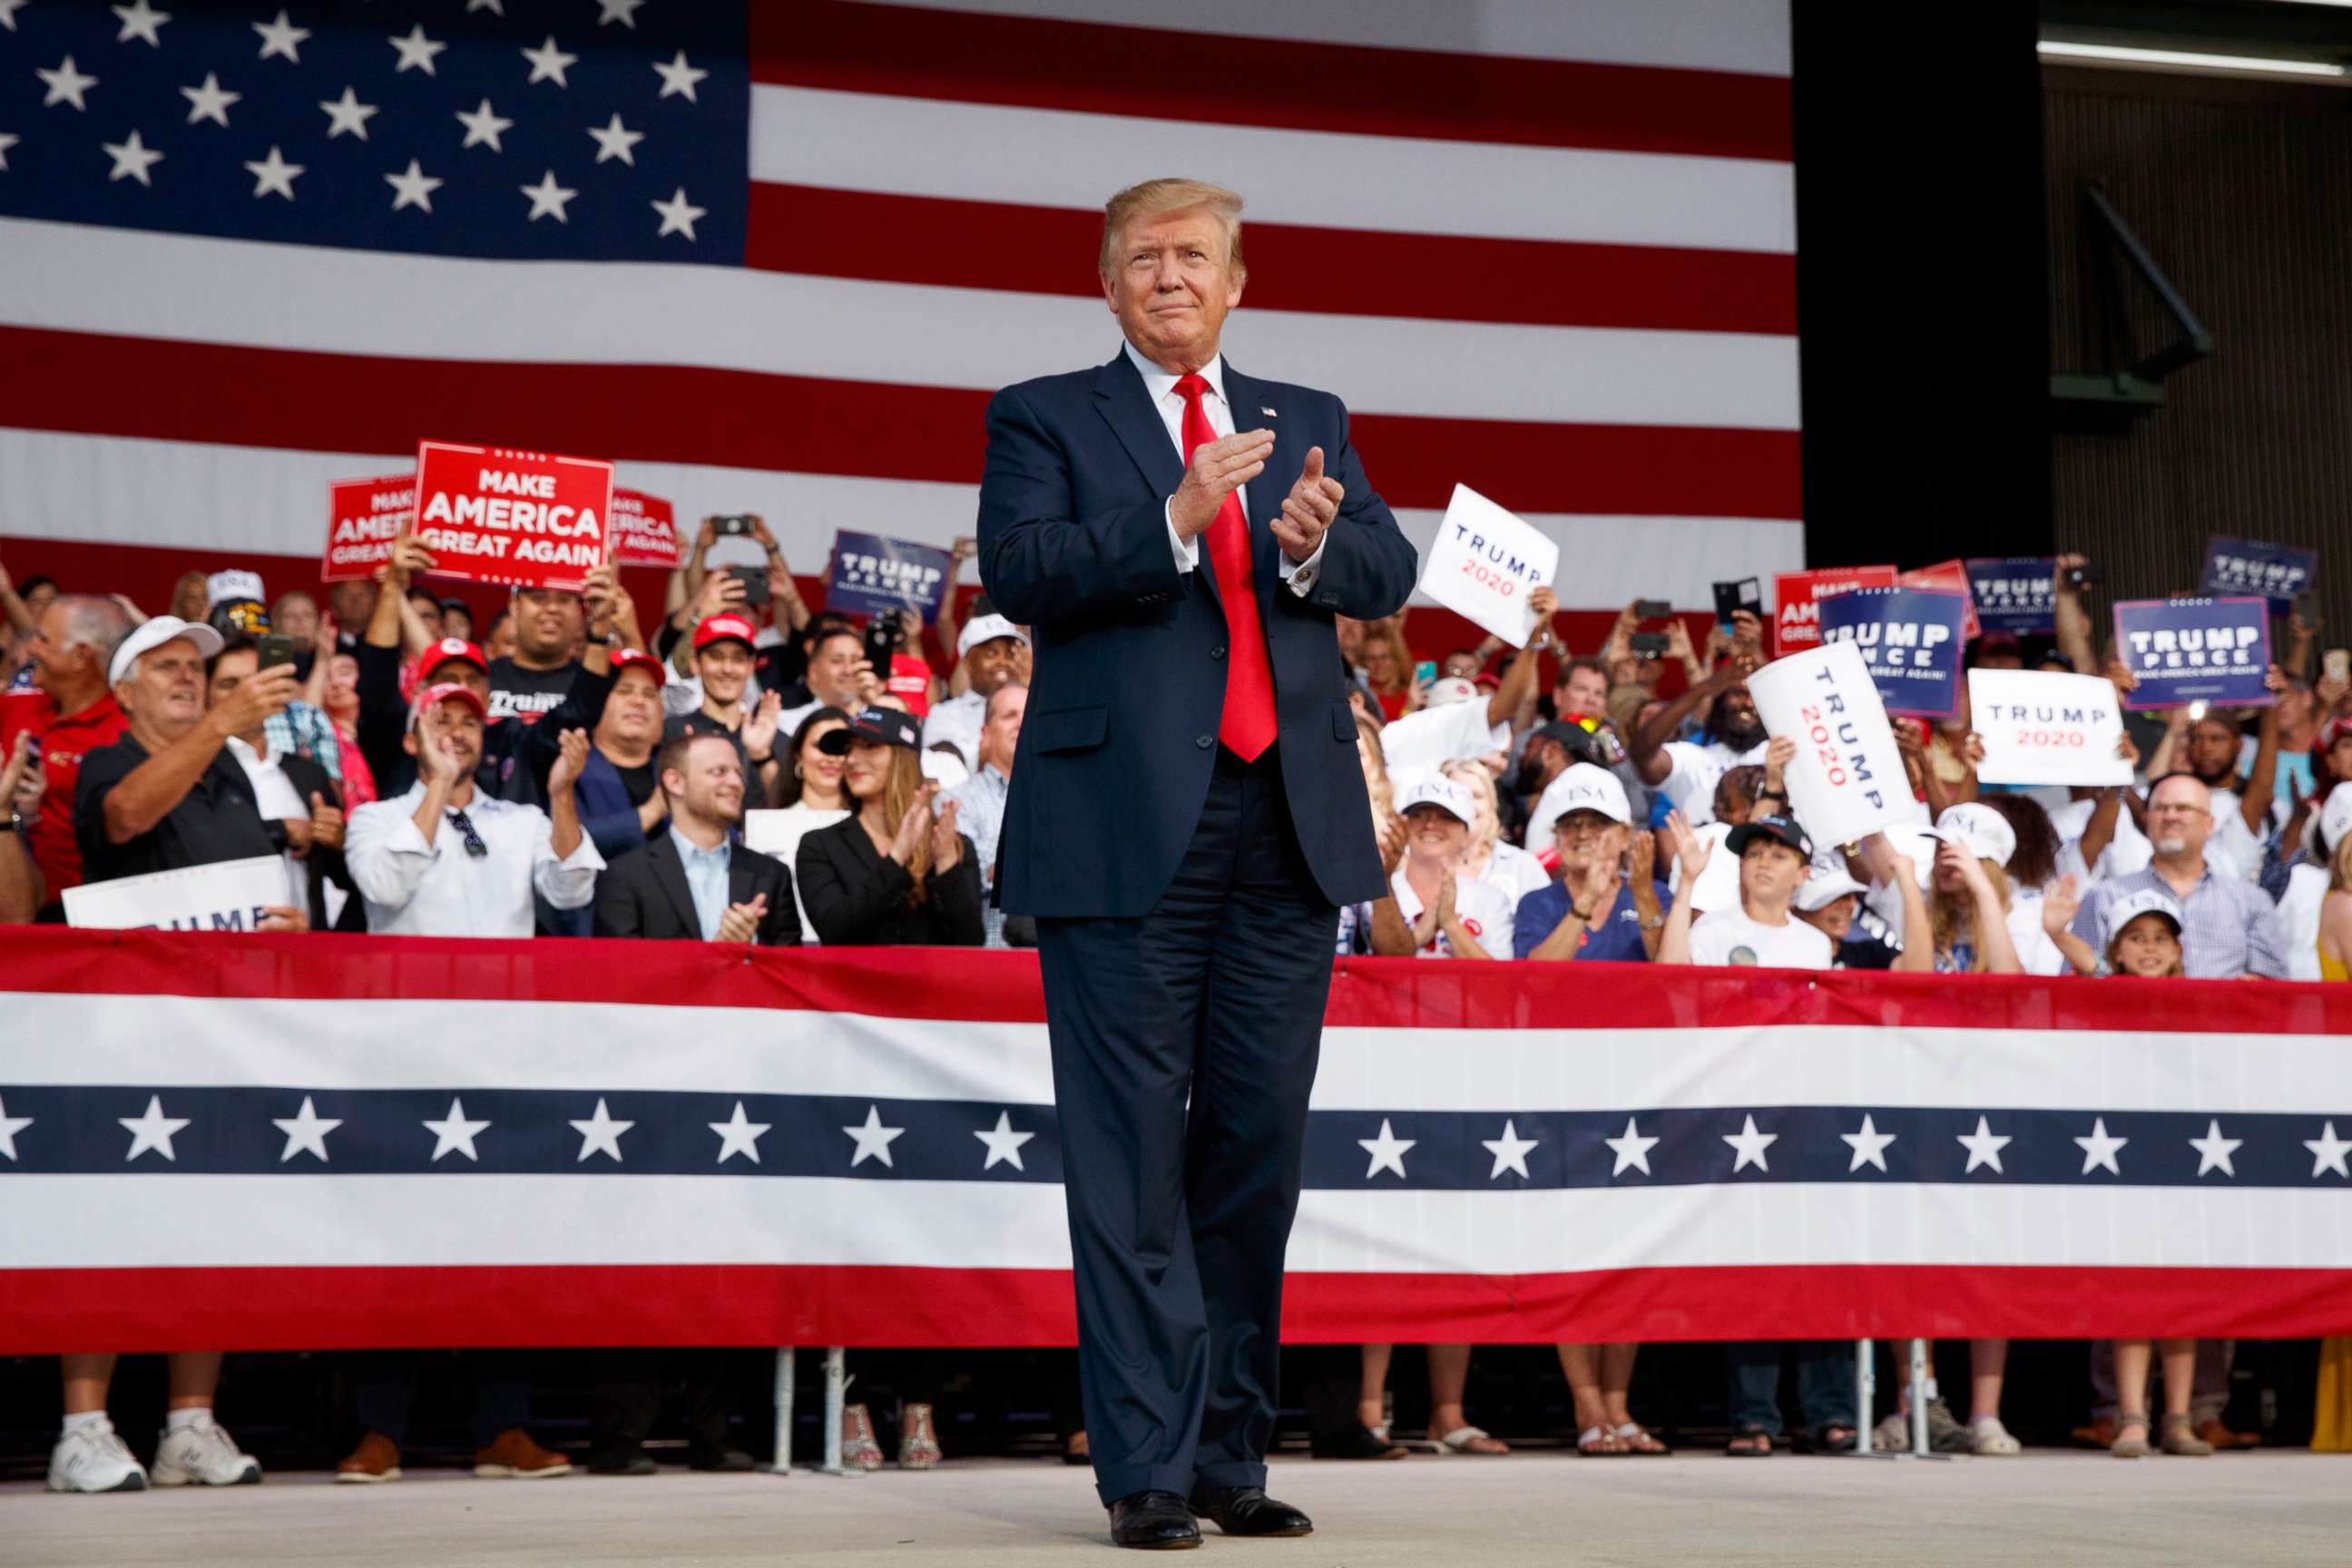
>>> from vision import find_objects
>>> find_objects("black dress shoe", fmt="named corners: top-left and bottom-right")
top-left (687, 1448), bottom-right (757, 1473)
top-left (587, 1453), bottom-right (660, 1476)
top-left (1189, 1485), bottom-right (1314, 1537)
top-left (1310, 1421), bottom-right (1409, 1461)
top-left (1107, 1490), bottom-right (1202, 1550)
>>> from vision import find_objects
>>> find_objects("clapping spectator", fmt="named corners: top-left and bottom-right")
top-left (1369, 776), bottom-right (1513, 959)
top-left (1438, 759), bottom-right (1549, 905)
top-left (665, 614), bottom-right (785, 808)
top-left (343, 685), bottom-right (603, 937)
top-left (0, 593), bottom-right (133, 916)
top-left (1515, 766), bottom-right (1665, 962)
top-left (573, 648), bottom-right (673, 866)
top-left (796, 706), bottom-right (985, 946)
top-left (594, 731), bottom-right (799, 945)
top-left (924, 608), bottom-right (1030, 771)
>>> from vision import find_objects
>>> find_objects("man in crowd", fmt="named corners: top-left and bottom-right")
top-left (206, 635), bottom-right (353, 930)
top-left (1515, 765), bottom-right (1665, 961)
top-left (574, 648), bottom-right (673, 867)
top-left (776, 623), bottom-right (883, 737)
top-left (1555, 655), bottom-right (1609, 720)
top-left (1627, 634), bottom-right (1769, 828)
top-left (0, 594), bottom-right (133, 916)
top-left (594, 730), bottom-right (799, 945)
top-left (343, 683), bottom-right (603, 937)
top-left (2069, 772), bottom-right (2288, 979)
top-left (665, 613), bottom-right (785, 808)
top-left (488, 585), bottom-right (590, 724)
top-left (1658, 813), bottom-right (1831, 970)
top-left (923, 605), bottom-right (1031, 771)
top-left (940, 681), bottom-right (1026, 946)
top-left (2158, 682), bottom-right (2285, 878)
top-left (328, 579), bottom-right (377, 655)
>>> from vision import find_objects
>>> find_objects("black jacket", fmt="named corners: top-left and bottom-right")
top-left (593, 830), bottom-right (801, 945)
top-left (278, 751), bottom-right (363, 932)
top-left (796, 815), bottom-right (985, 947)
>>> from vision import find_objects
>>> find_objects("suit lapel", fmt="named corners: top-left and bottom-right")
top-left (1097, 348), bottom-right (1228, 612)
top-left (648, 833), bottom-right (701, 937)
top-left (1220, 361), bottom-right (1288, 616)
top-left (728, 847), bottom-right (761, 909)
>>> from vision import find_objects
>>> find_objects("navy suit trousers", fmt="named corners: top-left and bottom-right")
top-left (1036, 743), bottom-right (1340, 1504)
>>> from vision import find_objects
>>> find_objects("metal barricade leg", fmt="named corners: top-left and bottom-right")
top-left (1855, 1338), bottom-right (1874, 1453)
top-left (1908, 1338), bottom-right (1931, 1456)
top-left (760, 1347), bottom-right (795, 1476)
top-left (820, 1347), bottom-right (848, 1476)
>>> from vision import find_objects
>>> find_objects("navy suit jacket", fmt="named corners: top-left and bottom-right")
top-left (977, 347), bottom-right (1417, 918)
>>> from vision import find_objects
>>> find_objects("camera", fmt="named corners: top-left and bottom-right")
top-left (1633, 599), bottom-right (1672, 622)
top-left (255, 632), bottom-right (296, 671)
top-left (729, 564), bottom-right (769, 607)
top-left (2063, 561), bottom-right (2104, 588)
top-left (862, 615), bottom-right (900, 675)
top-left (710, 514), bottom-right (754, 538)
top-left (1629, 632), bottom-right (1669, 658)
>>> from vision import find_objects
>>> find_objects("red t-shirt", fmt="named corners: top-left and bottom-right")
top-left (0, 688), bottom-right (129, 906)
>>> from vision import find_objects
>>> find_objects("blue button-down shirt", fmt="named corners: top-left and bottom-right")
top-left (670, 827), bottom-right (732, 941)
top-left (2070, 861), bottom-right (2288, 979)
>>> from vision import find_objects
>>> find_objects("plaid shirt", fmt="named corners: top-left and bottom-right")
top-left (262, 701), bottom-right (343, 785)
top-left (2070, 861), bottom-right (2289, 979)
top-left (941, 762), bottom-right (1011, 948)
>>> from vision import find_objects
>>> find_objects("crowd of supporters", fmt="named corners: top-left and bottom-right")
top-left (4, 535), bottom-right (2347, 1489)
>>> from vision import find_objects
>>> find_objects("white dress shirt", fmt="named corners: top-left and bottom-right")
top-left (225, 734), bottom-right (310, 910)
top-left (1122, 339), bottom-right (1325, 596)
top-left (345, 783), bottom-right (604, 936)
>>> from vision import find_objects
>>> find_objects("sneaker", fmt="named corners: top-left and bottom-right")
top-left (1869, 1410), bottom-right (1908, 1453)
top-left (1870, 1399), bottom-right (1972, 1453)
top-left (152, 1418), bottom-right (263, 1487)
top-left (48, 1419), bottom-right (148, 1494)
top-left (1969, 1416), bottom-right (2022, 1456)
top-left (336, 1430), bottom-right (403, 1485)
top-left (473, 1427), bottom-right (571, 1479)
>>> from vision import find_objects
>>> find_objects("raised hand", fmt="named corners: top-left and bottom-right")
top-left (548, 727), bottom-right (590, 794)
top-left (1627, 828), bottom-right (1656, 887)
top-left (208, 662), bottom-right (301, 741)
top-left (1273, 445), bottom-right (1344, 564)
top-left (1171, 429), bottom-right (1275, 542)
top-left (385, 524), bottom-right (436, 586)
top-left (890, 782), bottom-right (937, 867)
top-left (1376, 810), bottom-right (1407, 876)
top-left (1, 732), bottom-right (43, 818)
top-left (2042, 873), bottom-right (2082, 938)
top-left (306, 790), bottom-right (344, 854)
top-left (743, 690), bottom-right (783, 757)
top-left (716, 893), bottom-right (768, 945)
top-left (930, 795), bottom-right (964, 870)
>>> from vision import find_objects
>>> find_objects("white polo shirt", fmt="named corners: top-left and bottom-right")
top-left (1389, 867), bottom-right (1515, 960)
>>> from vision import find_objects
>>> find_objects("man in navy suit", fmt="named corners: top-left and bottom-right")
top-left (979, 178), bottom-right (1416, 1549)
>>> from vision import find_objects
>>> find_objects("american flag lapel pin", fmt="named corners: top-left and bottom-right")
top-left (1260, 407), bottom-right (1278, 418)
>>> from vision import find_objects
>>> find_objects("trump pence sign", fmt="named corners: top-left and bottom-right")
top-left (411, 441), bottom-right (612, 592)
top-left (1772, 564), bottom-right (1897, 655)
top-left (2112, 598), bottom-right (2273, 710)
top-left (1817, 585), bottom-right (1968, 719)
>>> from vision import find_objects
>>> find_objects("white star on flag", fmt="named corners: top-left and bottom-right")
top-left (1604, 1116), bottom-right (1659, 1177)
top-left (270, 1096), bottom-right (341, 1162)
top-left (520, 170), bottom-right (578, 222)
top-left (2306, 1121), bottom-right (2352, 1181)
top-left (37, 56), bottom-right (99, 112)
top-left (588, 112), bottom-right (644, 166)
top-left (1357, 1118), bottom-right (1415, 1179)
top-left (1481, 1119), bottom-right (1538, 1180)
top-left (0, 132), bottom-right (22, 172)
top-left (319, 87), bottom-right (380, 141)
top-left (0, 1093), bottom-right (32, 1161)
top-left (652, 50), bottom-right (708, 103)
top-left (652, 187), bottom-right (705, 240)
top-left (112, 1), bottom-right (171, 47)
top-left (244, 145), bottom-right (302, 200)
top-left (181, 73), bottom-right (241, 127)
top-left (598, 0), bottom-right (646, 28)
top-left (103, 130), bottom-right (162, 186)
top-left (466, 0), bottom-right (505, 12)
top-left (708, 1101), bottom-right (770, 1164)
top-left (973, 1110), bottom-right (1035, 1171)
top-left (423, 1096), bottom-right (490, 1162)
top-left (119, 1094), bottom-right (190, 1162)
top-left (1956, 1115), bottom-right (2012, 1175)
top-left (843, 1104), bottom-right (905, 1168)
top-left (388, 24), bottom-right (449, 76)
top-left (252, 9), bottom-right (309, 64)
top-left (0, 0), bottom-right (27, 32)
top-left (1840, 1113), bottom-right (1896, 1173)
top-left (386, 159), bottom-right (444, 213)
top-left (1722, 1113), bottom-right (1776, 1174)
top-left (2188, 1119), bottom-right (2242, 1179)
top-left (523, 35), bottom-right (578, 88)
top-left (568, 1097), bottom-right (634, 1162)
top-left (2073, 1117), bottom-right (2127, 1176)
top-left (456, 99), bottom-right (514, 152)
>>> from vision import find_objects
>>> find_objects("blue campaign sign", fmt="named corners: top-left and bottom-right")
top-left (1965, 556), bottom-right (2057, 634)
top-left (2112, 598), bottom-right (2274, 710)
top-left (2202, 536), bottom-right (2316, 605)
top-left (1816, 586), bottom-right (1967, 718)
top-left (827, 531), bottom-right (954, 625)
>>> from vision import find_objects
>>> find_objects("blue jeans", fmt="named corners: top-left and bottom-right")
top-left (1727, 1341), bottom-right (1856, 1438)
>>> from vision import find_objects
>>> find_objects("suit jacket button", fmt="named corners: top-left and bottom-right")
top-left (1195, 734), bottom-right (1214, 750)
top-left (1210, 644), bottom-right (1227, 660)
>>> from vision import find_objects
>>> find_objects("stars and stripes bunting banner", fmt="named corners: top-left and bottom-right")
top-left (0, 0), bottom-right (1801, 612)
top-left (4, 928), bottom-right (2351, 1354)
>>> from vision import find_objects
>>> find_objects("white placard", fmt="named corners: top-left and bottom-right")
top-left (63, 856), bottom-right (293, 931)
top-left (1416, 485), bottom-right (1559, 648)
top-left (740, 810), bottom-right (796, 858)
top-left (1748, 642), bottom-right (1915, 849)
top-left (1967, 669), bottom-right (2132, 787)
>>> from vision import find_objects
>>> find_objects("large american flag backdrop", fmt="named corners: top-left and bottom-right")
top-left (4, 930), bottom-right (2349, 1353)
top-left (0, 0), bottom-right (1801, 617)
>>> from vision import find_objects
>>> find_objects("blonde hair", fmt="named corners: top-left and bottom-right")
top-left (2331, 828), bottom-right (2352, 896)
top-left (1930, 858), bottom-right (2013, 972)
top-left (1360, 618), bottom-right (1414, 698)
top-left (1440, 758), bottom-right (1503, 862)
top-left (859, 743), bottom-right (934, 906)
top-left (1101, 179), bottom-right (1246, 279)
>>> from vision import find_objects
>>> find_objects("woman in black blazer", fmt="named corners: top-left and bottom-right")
top-left (796, 706), bottom-right (985, 947)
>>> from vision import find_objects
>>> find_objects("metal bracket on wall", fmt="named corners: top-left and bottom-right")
top-left (2049, 179), bottom-right (2212, 427)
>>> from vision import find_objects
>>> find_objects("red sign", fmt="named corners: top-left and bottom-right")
top-left (320, 474), bottom-right (416, 583)
top-left (411, 440), bottom-right (612, 592)
top-left (1896, 558), bottom-right (1983, 642)
top-left (1773, 564), bottom-right (1897, 655)
top-left (608, 488), bottom-right (680, 568)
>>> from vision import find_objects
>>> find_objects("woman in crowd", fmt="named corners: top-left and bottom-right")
top-left (797, 706), bottom-right (984, 950)
top-left (168, 569), bottom-right (209, 624)
top-left (1359, 617), bottom-right (1416, 720)
top-left (762, 708), bottom-right (851, 942)
top-left (304, 616), bottom-right (377, 808)
top-left (1370, 776), bottom-right (1513, 960)
top-left (1439, 758), bottom-right (1549, 906)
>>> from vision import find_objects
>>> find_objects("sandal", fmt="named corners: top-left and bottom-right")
top-left (2110, 1414), bottom-right (2152, 1460)
top-left (839, 1402), bottom-right (884, 1471)
top-left (1577, 1425), bottom-right (1627, 1456)
top-left (897, 1403), bottom-right (943, 1470)
top-left (1612, 1422), bottom-right (1671, 1455)
top-left (1726, 1426), bottom-right (1773, 1456)
top-left (1430, 1424), bottom-right (1509, 1455)
top-left (2158, 1413), bottom-right (2213, 1457)
top-left (1808, 1423), bottom-right (1859, 1454)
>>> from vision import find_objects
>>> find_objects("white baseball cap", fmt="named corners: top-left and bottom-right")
top-left (956, 612), bottom-right (1027, 661)
top-left (108, 615), bottom-right (224, 689)
top-left (1397, 774), bottom-right (1474, 826)
top-left (1793, 868), bottom-right (1868, 914)
top-left (1926, 802), bottom-right (2016, 870)
top-left (2101, 886), bottom-right (2184, 947)
top-left (2320, 788), bottom-right (2352, 856)
top-left (1425, 676), bottom-right (1479, 708)
top-left (1545, 763), bottom-right (1632, 828)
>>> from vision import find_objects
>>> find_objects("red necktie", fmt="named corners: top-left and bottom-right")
top-left (1173, 373), bottom-right (1278, 761)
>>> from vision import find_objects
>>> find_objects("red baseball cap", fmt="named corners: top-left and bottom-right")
top-left (693, 612), bottom-right (759, 653)
top-left (2322, 715), bottom-right (2352, 752)
top-left (407, 681), bottom-right (488, 728)
top-left (402, 636), bottom-right (490, 700)
top-left (610, 646), bottom-right (667, 686)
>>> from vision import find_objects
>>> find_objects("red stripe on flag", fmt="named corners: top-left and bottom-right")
top-left (750, 0), bottom-right (1792, 162)
top-left (6, 1263), bottom-right (2347, 1353)
top-left (747, 183), bottom-right (1799, 337)
top-left (0, 327), bottom-right (1802, 519)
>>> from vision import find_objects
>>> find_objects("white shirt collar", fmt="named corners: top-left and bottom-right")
top-left (1122, 338), bottom-right (1226, 408)
top-left (225, 734), bottom-right (271, 767)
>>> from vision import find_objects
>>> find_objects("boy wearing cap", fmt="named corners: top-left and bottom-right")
top-left (1369, 776), bottom-right (1514, 960)
top-left (1515, 764), bottom-right (1666, 962)
top-left (665, 613), bottom-right (784, 808)
top-left (1659, 813), bottom-right (1832, 970)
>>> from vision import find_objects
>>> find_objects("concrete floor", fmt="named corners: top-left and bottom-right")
top-left (0, 1451), bottom-right (2342, 1567)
